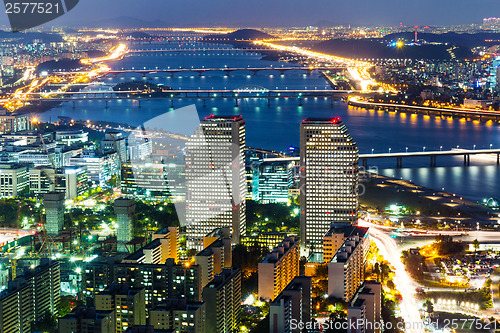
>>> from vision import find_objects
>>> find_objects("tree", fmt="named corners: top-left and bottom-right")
top-left (423, 299), bottom-right (434, 314)
top-left (472, 239), bottom-right (480, 252)
top-left (314, 264), bottom-right (328, 280)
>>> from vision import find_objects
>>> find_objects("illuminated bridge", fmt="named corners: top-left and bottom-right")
top-left (57, 66), bottom-right (346, 78)
top-left (127, 48), bottom-right (272, 54)
top-left (348, 98), bottom-right (500, 122)
top-left (15, 87), bottom-right (372, 107)
top-left (263, 148), bottom-right (500, 168)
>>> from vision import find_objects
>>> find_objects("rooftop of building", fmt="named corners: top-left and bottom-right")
top-left (60, 306), bottom-right (113, 321)
top-left (349, 281), bottom-right (381, 306)
top-left (307, 252), bottom-right (324, 263)
top-left (204, 227), bottom-right (231, 239)
top-left (152, 299), bottom-right (204, 312)
top-left (0, 162), bottom-right (29, 169)
top-left (331, 227), bottom-right (369, 264)
top-left (203, 114), bottom-right (243, 121)
top-left (261, 236), bottom-right (298, 264)
top-left (196, 239), bottom-right (225, 257)
top-left (98, 283), bottom-right (144, 297)
top-left (301, 117), bottom-right (342, 124)
top-left (205, 268), bottom-right (240, 289)
top-left (245, 231), bottom-right (287, 238)
top-left (123, 249), bottom-right (145, 261)
top-left (139, 238), bottom-right (160, 250)
top-left (55, 129), bottom-right (88, 135)
top-left (154, 226), bottom-right (176, 235)
top-left (325, 223), bottom-right (369, 238)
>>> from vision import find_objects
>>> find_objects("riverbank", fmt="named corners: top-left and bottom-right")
top-left (360, 172), bottom-right (496, 228)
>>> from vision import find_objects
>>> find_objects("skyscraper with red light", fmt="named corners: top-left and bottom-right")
top-left (299, 118), bottom-right (359, 256)
top-left (185, 115), bottom-right (246, 250)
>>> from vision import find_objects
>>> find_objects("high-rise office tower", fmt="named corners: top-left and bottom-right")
top-left (185, 115), bottom-right (246, 250)
top-left (115, 198), bottom-right (135, 251)
top-left (299, 118), bottom-right (359, 255)
top-left (44, 191), bottom-right (65, 236)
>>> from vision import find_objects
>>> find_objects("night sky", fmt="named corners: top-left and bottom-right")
top-left (0, 0), bottom-right (499, 28)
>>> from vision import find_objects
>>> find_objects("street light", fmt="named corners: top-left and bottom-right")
top-left (423, 147), bottom-right (426, 152)
top-left (473, 144), bottom-right (476, 150)
top-left (440, 146), bottom-right (442, 151)
top-left (371, 148), bottom-right (374, 154)
top-left (490, 144), bottom-right (493, 149)
top-left (406, 147), bottom-right (408, 153)
top-left (389, 148), bottom-right (391, 154)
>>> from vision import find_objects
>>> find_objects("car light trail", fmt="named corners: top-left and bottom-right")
top-left (253, 40), bottom-right (398, 93)
top-left (2, 44), bottom-right (126, 111)
top-left (360, 220), bottom-right (425, 333)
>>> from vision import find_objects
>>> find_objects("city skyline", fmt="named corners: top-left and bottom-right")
top-left (0, 4), bottom-right (500, 333)
top-left (0, 0), bottom-right (499, 28)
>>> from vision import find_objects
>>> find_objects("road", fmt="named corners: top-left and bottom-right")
top-left (1, 44), bottom-right (128, 111)
top-left (364, 222), bottom-right (426, 333)
top-left (491, 269), bottom-right (500, 317)
top-left (363, 219), bottom-right (500, 330)
top-left (252, 40), bottom-right (398, 93)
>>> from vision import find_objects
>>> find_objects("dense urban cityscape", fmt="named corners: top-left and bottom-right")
top-left (2, 1), bottom-right (500, 333)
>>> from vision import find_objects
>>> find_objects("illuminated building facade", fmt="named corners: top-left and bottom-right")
top-left (95, 284), bottom-right (146, 333)
top-left (328, 228), bottom-right (369, 301)
top-left (258, 236), bottom-right (300, 301)
top-left (202, 268), bottom-right (241, 333)
top-left (258, 161), bottom-right (293, 204)
top-left (185, 115), bottom-right (246, 250)
top-left (300, 118), bottom-right (359, 255)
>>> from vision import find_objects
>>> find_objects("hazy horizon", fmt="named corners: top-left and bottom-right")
top-left (0, 0), bottom-right (498, 29)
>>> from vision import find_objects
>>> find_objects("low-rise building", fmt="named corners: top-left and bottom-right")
top-left (269, 276), bottom-right (312, 333)
top-left (58, 306), bottom-right (115, 333)
top-left (29, 165), bottom-right (88, 199)
top-left (195, 235), bottom-right (232, 288)
top-left (149, 299), bottom-right (205, 333)
top-left (0, 163), bottom-right (29, 197)
top-left (55, 129), bottom-right (89, 146)
top-left (347, 282), bottom-right (382, 333)
top-left (95, 284), bottom-right (146, 333)
top-left (258, 236), bottom-right (300, 301)
top-left (203, 268), bottom-right (241, 333)
top-left (328, 227), bottom-right (369, 301)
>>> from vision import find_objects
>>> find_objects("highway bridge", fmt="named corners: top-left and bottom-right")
top-left (348, 98), bottom-right (500, 122)
top-left (14, 87), bottom-right (372, 107)
top-left (101, 66), bottom-right (345, 77)
top-left (55, 66), bottom-right (345, 77)
top-left (127, 48), bottom-right (271, 54)
top-left (263, 148), bottom-right (500, 168)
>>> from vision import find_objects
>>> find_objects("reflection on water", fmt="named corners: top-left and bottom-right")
top-left (36, 43), bottom-right (500, 200)
top-left (380, 165), bottom-right (500, 202)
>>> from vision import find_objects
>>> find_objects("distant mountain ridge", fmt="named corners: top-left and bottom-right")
top-left (203, 29), bottom-right (274, 41)
top-left (384, 32), bottom-right (500, 48)
top-left (78, 16), bottom-right (168, 29)
top-left (313, 38), bottom-right (474, 60)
